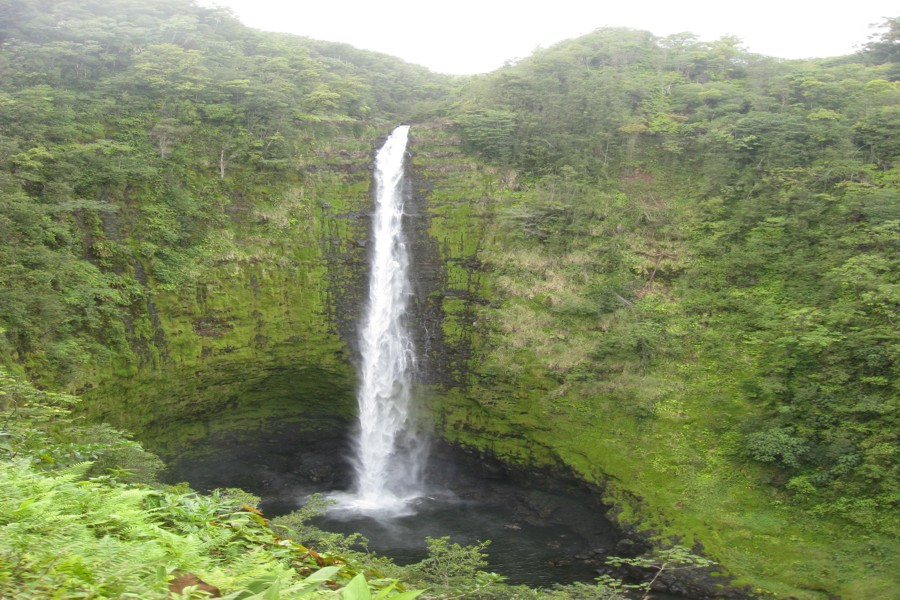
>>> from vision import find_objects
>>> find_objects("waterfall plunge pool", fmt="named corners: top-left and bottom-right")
top-left (165, 430), bottom-right (634, 588)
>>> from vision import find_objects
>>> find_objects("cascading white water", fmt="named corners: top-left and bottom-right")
top-left (335, 125), bottom-right (427, 515)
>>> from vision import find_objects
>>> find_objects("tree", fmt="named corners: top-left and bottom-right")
top-left (862, 17), bottom-right (900, 73)
top-left (149, 117), bottom-right (191, 158)
top-left (410, 536), bottom-right (492, 588)
top-left (605, 546), bottom-right (715, 600)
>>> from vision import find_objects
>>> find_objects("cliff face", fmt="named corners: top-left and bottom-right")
top-left (81, 136), bottom-right (370, 456)
top-left (0, 0), bottom-right (456, 450)
top-left (81, 122), bottom-right (491, 459)
top-left (0, 3), bottom-right (459, 457)
top-left (75, 118), bottom-right (530, 481)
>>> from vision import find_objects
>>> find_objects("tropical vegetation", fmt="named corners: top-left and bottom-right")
top-left (1, 0), bottom-right (897, 597)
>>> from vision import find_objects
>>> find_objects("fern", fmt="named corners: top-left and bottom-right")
top-left (1, 371), bottom-right (427, 599)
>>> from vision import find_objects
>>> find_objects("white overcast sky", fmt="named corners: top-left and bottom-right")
top-left (201, 1), bottom-right (896, 74)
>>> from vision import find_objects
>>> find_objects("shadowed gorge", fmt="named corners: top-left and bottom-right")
top-left (0, 1), bottom-right (898, 599)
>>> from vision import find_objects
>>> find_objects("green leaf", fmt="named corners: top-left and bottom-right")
top-left (380, 590), bottom-right (423, 600)
top-left (372, 581), bottom-right (397, 599)
top-left (306, 566), bottom-right (343, 582)
top-left (342, 574), bottom-right (371, 600)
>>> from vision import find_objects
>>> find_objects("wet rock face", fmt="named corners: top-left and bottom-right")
top-left (324, 133), bottom-right (482, 389)
top-left (404, 149), bottom-right (457, 387)
top-left (164, 419), bottom-right (354, 496)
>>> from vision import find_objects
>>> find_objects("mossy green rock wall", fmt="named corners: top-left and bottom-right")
top-left (81, 135), bottom-right (378, 458)
top-left (406, 124), bottom-right (898, 600)
top-left (77, 121), bottom-right (896, 599)
top-left (84, 264), bottom-right (356, 457)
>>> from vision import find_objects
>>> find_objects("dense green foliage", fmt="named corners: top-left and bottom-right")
top-left (0, 0), bottom-right (453, 387)
top-left (447, 24), bottom-right (899, 525)
top-left (1, 1), bottom-right (898, 598)
top-left (2, 368), bottom-right (651, 599)
top-left (422, 24), bottom-right (899, 600)
top-left (0, 366), bottom-right (425, 598)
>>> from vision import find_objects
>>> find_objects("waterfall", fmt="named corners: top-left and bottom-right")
top-left (337, 125), bottom-right (427, 514)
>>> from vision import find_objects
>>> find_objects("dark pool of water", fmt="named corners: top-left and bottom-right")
top-left (314, 499), bottom-right (607, 586)
top-left (261, 461), bottom-right (621, 586)
top-left (166, 429), bottom-right (629, 588)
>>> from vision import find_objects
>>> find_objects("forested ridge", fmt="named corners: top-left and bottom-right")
top-left (0, 0), bottom-right (451, 385)
top-left (0, 0), bottom-right (897, 598)
top-left (450, 23), bottom-right (898, 533)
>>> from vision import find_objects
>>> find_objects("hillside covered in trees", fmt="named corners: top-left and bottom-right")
top-left (1, 1), bottom-right (897, 598)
